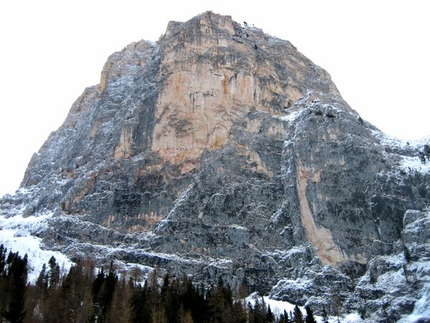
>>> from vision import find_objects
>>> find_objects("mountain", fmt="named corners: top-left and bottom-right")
top-left (1, 11), bottom-right (430, 322)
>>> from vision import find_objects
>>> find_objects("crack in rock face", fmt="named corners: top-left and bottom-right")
top-left (295, 158), bottom-right (349, 266)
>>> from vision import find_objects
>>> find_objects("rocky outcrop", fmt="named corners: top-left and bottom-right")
top-left (350, 209), bottom-right (430, 322)
top-left (1, 11), bottom-right (430, 321)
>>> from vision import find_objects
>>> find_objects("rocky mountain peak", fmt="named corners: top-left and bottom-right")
top-left (164, 11), bottom-right (235, 39)
top-left (1, 12), bottom-right (430, 321)
top-left (148, 10), bottom-right (343, 173)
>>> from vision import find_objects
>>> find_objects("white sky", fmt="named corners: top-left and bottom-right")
top-left (0, 0), bottom-right (429, 197)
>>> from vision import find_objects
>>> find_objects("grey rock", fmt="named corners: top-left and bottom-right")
top-left (1, 11), bottom-right (430, 321)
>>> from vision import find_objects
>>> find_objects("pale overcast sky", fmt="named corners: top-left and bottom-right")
top-left (0, 0), bottom-right (429, 197)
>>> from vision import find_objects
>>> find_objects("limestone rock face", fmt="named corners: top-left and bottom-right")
top-left (1, 11), bottom-right (430, 321)
top-left (15, 11), bottom-right (342, 234)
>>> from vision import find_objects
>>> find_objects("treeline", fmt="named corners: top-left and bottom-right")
top-left (0, 245), bottom-right (318, 323)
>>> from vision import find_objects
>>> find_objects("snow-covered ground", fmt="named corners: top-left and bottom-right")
top-left (246, 292), bottom-right (364, 323)
top-left (400, 155), bottom-right (430, 173)
top-left (263, 293), bottom-right (430, 323)
top-left (0, 213), bottom-right (73, 283)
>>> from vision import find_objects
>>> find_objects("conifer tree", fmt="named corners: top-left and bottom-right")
top-left (39, 258), bottom-right (64, 322)
top-left (0, 244), bottom-right (6, 279)
top-left (0, 245), bottom-right (8, 315)
top-left (89, 265), bottom-right (118, 323)
top-left (278, 309), bottom-right (290, 323)
top-left (129, 282), bottom-right (152, 323)
top-left (47, 256), bottom-right (60, 290)
top-left (35, 263), bottom-right (48, 293)
top-left (53, 260), bottom-right (94, 323)
top-left (179, 275), bottom-right (207, 323)
top-left (231, 300), bottom-right (247, 323)
top-left (161, 274), bottom-right (180, 323)
top-left (266, 304), bottom-right (275, 323)
top-left (25, 262), bottom-right (47, 322)
top-left (108, 277), bottom-right (132, 323)
top-left (249, 297), bottom-right (265, 323)
top-left (2, 251), bottom-right (28, 323)
top-left (147, 268), bottom-right (163, 320)
top-left (207, 276), bottom-right (234, 323)
top-left (129, 284), bottom-right (143, 323)
top-left (304, 305), bottom-right (316, 323)
top-left (293, 305), bottom-right (303, 323)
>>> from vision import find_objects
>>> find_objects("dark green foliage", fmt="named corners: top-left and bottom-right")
top-left (232, 301), bottom-right (247, 323)
top-left (180, 276), bottom-right (207, 322)
top-left (207, 276), bottom-right (235, 323)
top-left (89, 264), bottom-right (118, 323)
top-left (30, 255), bottom-right (63, 322)
top-left (0, 245), bottom-right (321, 323)
top-left (0, 244), bottom-right (8, 312)
top-left (293, 305), bottom-right (303, 323)
top-left (128, 272), bottom-right (243, 323)
top-left (161, 274), bottom-right (181, 323)
top-left (266, 305), bottom-right (275, 323)
top-left (47, 256), bottom-right (60, 290)
top-left (278, 310), bottom-right (290, 323)
top-left (248, 297), bottom-right (266, 323)
top-left (0, 244), bottom-right (6, 278)
top-left (35, 263), bottom-right (48, 293)
top-left (304, 306), bottom-right (316, 323)
top-left (129, 283), bottom-right (153, 323)
top-left (0, 247), bottom-right (28, 323)
top-left (60, 260), bottom-right (94, 322)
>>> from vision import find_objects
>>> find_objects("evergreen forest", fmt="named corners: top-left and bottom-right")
top-left (0, 245), bottom-right (319, 323)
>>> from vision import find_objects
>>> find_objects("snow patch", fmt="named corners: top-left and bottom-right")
top-left (277, 109), bottom-right (302, 124)
top-left (371, 129), bottom-right (430, 174)
top-left (372, 129), bottom-right (430, 150)
top-left (246, 293), bottom-right (364, 323)
top-left (271, 246), bottom-right (307, 260)
top-left (0, 213), bottom-right (73, 283)
top-left (341, 313), bottom-right (364, 322)
top-left (228, 224), bottom-right (248, 231)
top-left (400, 155), bottom-right (430, 173)
top-left (399, 282), bottom-right (430, 322)
top-left (245, 292), bottom-right (300, 318)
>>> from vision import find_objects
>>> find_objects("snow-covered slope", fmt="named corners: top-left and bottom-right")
top-left (0, 212), bottom-right (72, 282)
